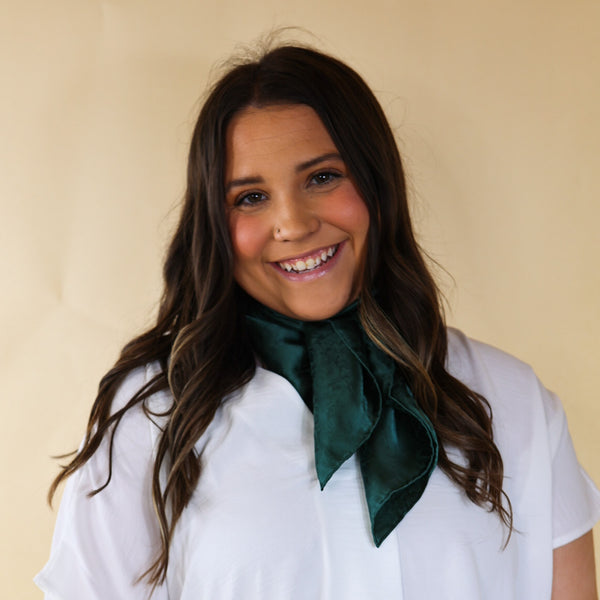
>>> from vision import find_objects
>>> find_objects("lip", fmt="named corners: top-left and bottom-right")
top-left (270, 241), bottom-right (346, 281)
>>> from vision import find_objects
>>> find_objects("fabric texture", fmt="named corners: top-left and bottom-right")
top-left (35, 329), bottom-right (600, 600)
top-left (244, 299), bottom-right (438, 547)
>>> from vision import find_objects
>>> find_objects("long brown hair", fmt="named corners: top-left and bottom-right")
top-left (49, 44), bottom-right (511, 589)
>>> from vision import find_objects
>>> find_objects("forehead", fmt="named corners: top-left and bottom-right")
top-left (225, 104), bottom-right (338, 172)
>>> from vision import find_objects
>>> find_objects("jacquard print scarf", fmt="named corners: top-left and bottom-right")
top-left (244, 298), bottom-right (438, 546)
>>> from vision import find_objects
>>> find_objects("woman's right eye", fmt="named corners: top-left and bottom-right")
top-left (234, 191), bottom-right (267, 208)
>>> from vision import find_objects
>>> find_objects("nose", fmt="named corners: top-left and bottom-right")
top-left (273, 195), bottom-right (320, 241)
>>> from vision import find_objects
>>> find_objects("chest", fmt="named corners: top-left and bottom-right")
top-left (164, 370), bottom-right (552, 599)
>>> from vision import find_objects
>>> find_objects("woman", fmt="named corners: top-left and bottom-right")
top-left (36, 44), bottom-right (600, 599)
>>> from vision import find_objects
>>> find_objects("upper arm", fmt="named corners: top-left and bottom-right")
top-left (35, 367), bottom-right (170, 599)
top-left (552, 530), bottom-right (598, 600)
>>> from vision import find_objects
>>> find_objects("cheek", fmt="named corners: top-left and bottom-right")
top-left (228, 214), bottom-right (265, 264)
top-left (328, 190), bottom-right (370, 243)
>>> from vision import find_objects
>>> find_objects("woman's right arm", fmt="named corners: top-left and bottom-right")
top-left (35, 365), bottom-right (170, 600)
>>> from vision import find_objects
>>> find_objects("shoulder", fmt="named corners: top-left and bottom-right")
top-left (446, 327), bottom-right (561, 414)
top-left (109, 361), bottom-right (172, 415)
top-left (445, 327), bottom-right (565, 453)
top-left (107, 361), bottom-right (173, 440)
top-left (446, 326), bottom-right (537, 388)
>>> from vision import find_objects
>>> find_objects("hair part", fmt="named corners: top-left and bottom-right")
top-left (49, 43), bottom-right (511, 592)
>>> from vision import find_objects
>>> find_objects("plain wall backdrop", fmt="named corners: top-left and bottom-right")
top-left (1, 1), bottom-right (598, 597)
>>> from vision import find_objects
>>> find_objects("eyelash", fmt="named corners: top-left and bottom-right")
top-left (309, 170), bottom-right (342, 186)
top-left (232, 170), bottom-right (343, 207)
top-left (234, 191), bottom-right (266, 207)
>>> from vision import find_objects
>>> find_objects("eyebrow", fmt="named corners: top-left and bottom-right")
top-left (225, 152), bottom-right (343, 194)
top-left (225, 176), bottom-right (264, 194)
top-left (295, 152), bottom-right (343, 172)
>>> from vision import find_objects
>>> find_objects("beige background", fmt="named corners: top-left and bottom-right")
top-left (2, 1), bottom-right (598, 597)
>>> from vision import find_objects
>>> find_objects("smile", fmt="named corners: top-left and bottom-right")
top-left (278, 244), bottom-right (339, 273)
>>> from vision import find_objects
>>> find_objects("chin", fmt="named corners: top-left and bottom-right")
top-left (278, 295), bottom-right (354, 322)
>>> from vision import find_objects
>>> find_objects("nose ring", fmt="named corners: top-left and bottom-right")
top-left (275, 227), bottom-right (281, 235)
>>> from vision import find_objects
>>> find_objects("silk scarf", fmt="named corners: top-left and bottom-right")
top-left (244, 299), bottom-right (438, 546)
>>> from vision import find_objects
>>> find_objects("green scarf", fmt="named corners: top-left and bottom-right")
top-left (244, 299), bottom-right (439, 547)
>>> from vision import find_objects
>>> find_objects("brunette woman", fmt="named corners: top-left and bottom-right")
top-left (36, 45), bottom-right (600, 599)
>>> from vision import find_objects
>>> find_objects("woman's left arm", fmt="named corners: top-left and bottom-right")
top-left (552, 530), bottom-right (598, 599)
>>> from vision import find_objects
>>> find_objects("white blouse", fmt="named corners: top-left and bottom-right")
top-left (35, 329), bottom-right (600, 599)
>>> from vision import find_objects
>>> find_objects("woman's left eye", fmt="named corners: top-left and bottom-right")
top-left (309, 171), bottom-right (341, 186)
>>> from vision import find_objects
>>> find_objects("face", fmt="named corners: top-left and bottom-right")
top-left (225, 104), bottom-right (370, 321)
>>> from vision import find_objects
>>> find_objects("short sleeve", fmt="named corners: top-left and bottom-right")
top-left (544, 388), bottom-right (600, 548)
top-left (446, 328), bottom-right (600, 553)
top-left (34, 365), bottom-right (171, 600)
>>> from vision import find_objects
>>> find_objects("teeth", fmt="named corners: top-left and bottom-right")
top-left (279, 244), bottom-right (338, 273)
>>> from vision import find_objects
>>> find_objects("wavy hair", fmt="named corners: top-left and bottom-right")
top-left (49, 44), bottom-right (511, 590)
